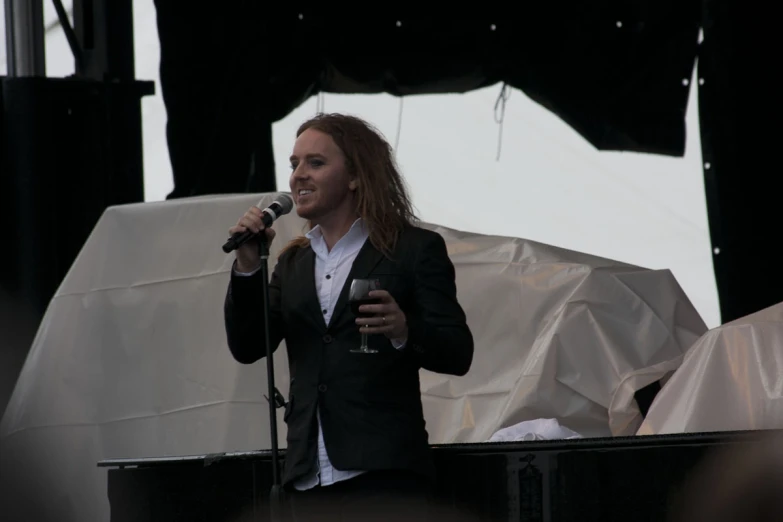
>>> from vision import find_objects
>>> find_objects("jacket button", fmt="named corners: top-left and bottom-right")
top-left (323, 334), bottom-right (333, 344)
top-left (318, 384), bottom-right (327, 392)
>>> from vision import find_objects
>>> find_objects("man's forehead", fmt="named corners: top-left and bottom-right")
top-left (292, 130), bottom-right (337, 156)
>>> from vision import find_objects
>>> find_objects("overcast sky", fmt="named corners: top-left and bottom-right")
top-left (1, 1), bottom-right (719, 327)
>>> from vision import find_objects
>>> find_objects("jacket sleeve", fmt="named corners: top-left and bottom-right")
top-left (405, 231), bottom-right (474, 376)
top-left (223, 258), bottom-right (285, 364)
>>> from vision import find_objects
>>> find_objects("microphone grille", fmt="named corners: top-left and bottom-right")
top-left (255, 194), bottom-right (294, 215)
top-left (276, 193), bottom-right (294, 214)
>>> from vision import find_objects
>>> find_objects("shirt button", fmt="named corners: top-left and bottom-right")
top-left (322, 334), bottom-right (333, 344)
top-left (325, 274), bottom-right (331, 280)
top-left (322, 309), bottom-right (327, 315)
top-left (318, 384), bottom-right (327, 393)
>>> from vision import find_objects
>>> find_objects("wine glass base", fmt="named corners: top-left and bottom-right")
top-left (350, 348), bottom-right (379, 354)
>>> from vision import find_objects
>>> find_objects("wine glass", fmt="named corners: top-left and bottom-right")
top-left (348, 278), bottom-right (382, 354)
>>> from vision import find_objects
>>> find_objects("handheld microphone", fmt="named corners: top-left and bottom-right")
top-left (222, 194), bottom-right (294, 253)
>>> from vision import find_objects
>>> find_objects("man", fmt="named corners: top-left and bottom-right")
top-left (224, 113), bottom-right (474, 521)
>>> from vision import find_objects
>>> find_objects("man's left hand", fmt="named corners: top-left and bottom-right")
top-left (356, 290), bottom-right (408, 340)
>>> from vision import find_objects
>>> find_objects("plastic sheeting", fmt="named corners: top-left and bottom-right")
top-left (0, 193), bottom-right (706, 522)
top-left (638, 302), bottom-right (783, 435)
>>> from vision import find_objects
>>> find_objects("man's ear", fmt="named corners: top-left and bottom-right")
top-left (348, 177), bottom-right (358, 191)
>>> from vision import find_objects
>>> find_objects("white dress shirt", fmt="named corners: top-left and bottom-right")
top-left (234, 218), bottom-right (404, 490)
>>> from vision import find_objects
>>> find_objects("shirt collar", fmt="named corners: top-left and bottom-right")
top-left (306, 218), bottom-right (368, 249)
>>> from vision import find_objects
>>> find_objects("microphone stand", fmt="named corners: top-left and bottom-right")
top-left (257, 234), bottom-right (284, 522)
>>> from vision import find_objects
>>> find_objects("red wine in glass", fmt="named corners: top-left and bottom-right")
top-left (349, 278), bottom-right (381, 353)
top-left (350, 297), bottom-right (381, 319)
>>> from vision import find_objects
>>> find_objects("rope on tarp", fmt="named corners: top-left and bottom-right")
top-left (494, 82), bottom-right (511, 161)
top-left (394, 96), bottom-right (404, 154)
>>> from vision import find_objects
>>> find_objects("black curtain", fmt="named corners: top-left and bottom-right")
top-left (154, 2), bottom-right (700, 197)
top-left (153, 0), bottom-right (276, 198)
top-left (698, 0), bottom-right (782, 322)
top-left (149, 0), bottom-right (783, 323)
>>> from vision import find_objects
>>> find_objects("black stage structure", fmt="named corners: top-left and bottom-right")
top-left (148, 2), bottom-right (780, 328)
top-left (2, 2), bottom-right (778, 365)
top-left (98, 430), bottom-right (775, 522)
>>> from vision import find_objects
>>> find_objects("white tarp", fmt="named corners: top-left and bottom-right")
top-left (0, 193), bottom-right (706, 522)
top-left (638, 302), bottom-right (783, 435)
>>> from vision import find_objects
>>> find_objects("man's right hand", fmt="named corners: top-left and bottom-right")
top-left (229, 206), bottom-right (277, 272)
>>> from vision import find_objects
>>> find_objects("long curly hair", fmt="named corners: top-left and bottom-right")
top-left (281, 113), bottom-right (417, 258)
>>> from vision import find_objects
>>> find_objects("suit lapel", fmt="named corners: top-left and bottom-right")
top-left (328, 239), bottom-right (385, 329)
top-left (294, 246), bottom-right (327, 329)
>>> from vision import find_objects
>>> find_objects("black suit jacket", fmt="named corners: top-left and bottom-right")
top-left (224, 225), bottom-right (473, 487)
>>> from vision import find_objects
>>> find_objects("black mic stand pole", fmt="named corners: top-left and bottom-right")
top-left (257, 233), bottom-right (284, 522)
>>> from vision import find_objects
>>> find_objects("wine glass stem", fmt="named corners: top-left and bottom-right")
top-left (361, 332), bottom-right (368, 350)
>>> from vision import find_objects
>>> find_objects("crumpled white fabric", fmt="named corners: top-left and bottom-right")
top-left (488, 418), bottom-right (583, 441)
top-left (0, 193), bottom-right (704, 522)
top-left (638, 301), bottom-right (783, 435)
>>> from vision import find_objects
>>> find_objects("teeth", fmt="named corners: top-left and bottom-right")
top-left (299, 190), bottom-right (313, 195)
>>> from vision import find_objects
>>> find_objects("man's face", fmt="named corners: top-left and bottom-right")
top-left (289, 128), bottom-right (356, 224)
